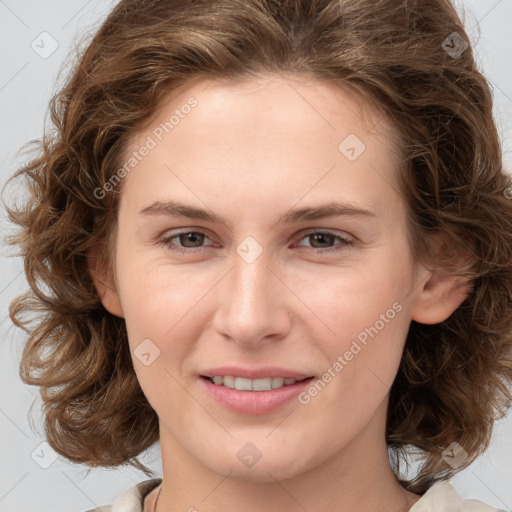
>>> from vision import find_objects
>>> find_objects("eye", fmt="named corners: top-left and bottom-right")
top-left (157, 229), bottom-right (353, 255)
top-left (157, 230), bottom-right (217, 253)
top-left (294, 230), bottom-right (354, 254)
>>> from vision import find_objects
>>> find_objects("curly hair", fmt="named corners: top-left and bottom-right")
top-left (4, 0), bottom-right (512, 494)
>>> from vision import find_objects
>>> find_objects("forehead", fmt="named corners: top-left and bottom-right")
top-left (141, 73), bottom-right (397, 147)
top-left (120, 74), bottom-right (404, 224)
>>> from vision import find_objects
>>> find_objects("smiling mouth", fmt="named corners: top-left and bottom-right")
top-left (200, 375), bottom-right (314, 391)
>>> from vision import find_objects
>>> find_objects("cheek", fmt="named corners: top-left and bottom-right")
top-left (300, 256), bottom-right (410, 343)
top-left (306, 257), bottom-right (412, 395)
top-left (115, 246), bottom-right (214, 342)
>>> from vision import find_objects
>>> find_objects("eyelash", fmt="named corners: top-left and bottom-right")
top-left (156, 229), bottom-right (354, 255)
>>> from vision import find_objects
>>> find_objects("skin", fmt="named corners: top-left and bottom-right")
top-left (90, 73), bottom-right (471, 512)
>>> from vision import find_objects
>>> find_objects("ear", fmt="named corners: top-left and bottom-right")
top-left (87, 245), bottom-right (124, 318)
top-left (410, 239), bottom-right (473, 325)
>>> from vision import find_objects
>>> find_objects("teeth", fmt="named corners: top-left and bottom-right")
top-left (209, 376), bottom-right (299, 391)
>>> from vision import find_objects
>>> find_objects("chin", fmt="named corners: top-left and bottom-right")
top-left (203, 447), bottom-right (315, 483)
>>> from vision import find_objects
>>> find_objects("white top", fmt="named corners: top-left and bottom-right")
top-left (85, 478), bottom-right (508, 512)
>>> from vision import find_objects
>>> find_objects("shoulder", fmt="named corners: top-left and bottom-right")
top-left (410, 480), bottom-right (509, 512)
top-left (83, 478), bottom-right (162, 512)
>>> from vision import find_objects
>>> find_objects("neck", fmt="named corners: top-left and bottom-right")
top-left (155, 405), bottom-right (421, 512)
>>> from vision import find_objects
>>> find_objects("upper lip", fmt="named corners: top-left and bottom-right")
top-left (200, 366), bottom-right (314, 380)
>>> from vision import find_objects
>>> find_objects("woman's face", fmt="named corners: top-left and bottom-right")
top-left (97, 74), bottom-right (460, 482)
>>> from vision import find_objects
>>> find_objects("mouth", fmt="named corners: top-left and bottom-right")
top-left (200, 375), bottom-right (314, 391)
top-left (199, 374), bottom-right (316, 415)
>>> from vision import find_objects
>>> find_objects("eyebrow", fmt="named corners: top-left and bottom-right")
top-left (139, 200), bottom-right (376, 225)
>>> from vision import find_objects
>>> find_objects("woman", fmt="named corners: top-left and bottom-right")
top-left (6, 0), bottom-right (512, 511)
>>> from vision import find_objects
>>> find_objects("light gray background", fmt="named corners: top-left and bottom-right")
top-left (1, 1), bottom-right (511, 511)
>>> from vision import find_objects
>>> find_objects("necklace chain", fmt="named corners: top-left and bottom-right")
top-left (153, 484), bottom-right (162, 512)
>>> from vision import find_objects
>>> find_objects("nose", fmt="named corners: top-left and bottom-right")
top-left (211, 246), bottom-right (293, 348)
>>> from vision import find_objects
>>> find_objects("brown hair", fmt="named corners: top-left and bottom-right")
top-left (4, 0), bottom-right (512, 494)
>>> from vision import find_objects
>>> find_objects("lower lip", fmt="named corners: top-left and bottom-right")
top-left (199, 377), bottom-right (314, 415)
